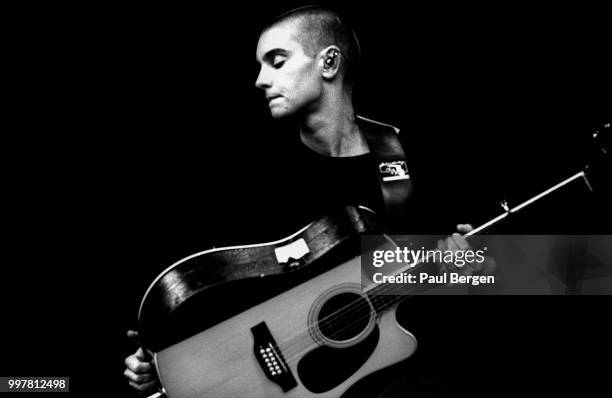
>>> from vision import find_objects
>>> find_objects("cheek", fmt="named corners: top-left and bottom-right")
top-left (288, 63), bottom-right (317, 90)
top-left (293, 71), bottom-right (320, 100)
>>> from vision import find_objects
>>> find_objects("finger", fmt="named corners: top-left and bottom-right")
top-left (127, 330), bottom-right (139, 343)
top-left (136, 347), bottom-right (153, 362)
top-left (435, 240), bottom-right (450, 275)
top-left (445, 236), bottom-right (459, 252)
top-left (135, 347), bottom-right (153, 361)
top-left (124, 368), bottom-right (155, 383)
top-left (135, 347), bottom-right (145, 360)
top-left (128, 330), bottom-right (149, 354)
top-left (125, 354), bottom-right (152, 373)
top-left (128, 330), bottom-right (153, 361)
top-left (451, 233), bottom-right (470, 251)
top-left (129, 379), bottom-right (158, 394)
top-left (456, 224), bottom-right (474, 234)
top-left (436, 239), bottom-right (447, 270)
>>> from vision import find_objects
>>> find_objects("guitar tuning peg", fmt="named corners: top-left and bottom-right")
top-left (500, 200), bottom-right (510, 213)
top-left (590, 122), bottom-right (609, 155)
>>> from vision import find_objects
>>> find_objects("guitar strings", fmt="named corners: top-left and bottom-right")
top-left (269, 244), bottom-right (468, 366)
top-left (279, 288), bottom-right (429, 368)
top-left (281, 278), bottom-right (436, 366)
top-left (275, 236), bottom-right (451, 347)
top-left (272, 251), bottom-right (433, 349)
top-left (272, 264), bottom-right (436, 366)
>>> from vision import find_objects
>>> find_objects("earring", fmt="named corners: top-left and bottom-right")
top-left (325, 50), bottom-right (338, 67)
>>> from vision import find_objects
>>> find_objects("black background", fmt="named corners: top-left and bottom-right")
top-left (3, 1), bottom-right (610, 396)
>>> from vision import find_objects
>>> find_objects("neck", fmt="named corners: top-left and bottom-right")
top-left (298, 90), bottom-right (369, 157)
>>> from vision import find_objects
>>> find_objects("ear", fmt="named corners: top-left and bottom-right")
top-left (319, 46), bottom-right (341, 80)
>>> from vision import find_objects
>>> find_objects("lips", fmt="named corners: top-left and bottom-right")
top-left (266, 94), bottom-right (282, 101)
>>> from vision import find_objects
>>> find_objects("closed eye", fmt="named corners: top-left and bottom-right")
top-left (272, 56), bottom-right (286, 69)
top-left (260, 49), bottom-right (289, 69)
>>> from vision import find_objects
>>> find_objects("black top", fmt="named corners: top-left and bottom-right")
top-left (258, 139), bottom-right (385, 236)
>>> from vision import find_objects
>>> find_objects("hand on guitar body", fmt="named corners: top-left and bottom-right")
top-left (124, 330), bottom-right (161, 396)
top-left (436, 224), bottom-right (497, 283)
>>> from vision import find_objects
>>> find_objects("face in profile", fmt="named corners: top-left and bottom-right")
top-left (255, 22), bottom-right (323, 119)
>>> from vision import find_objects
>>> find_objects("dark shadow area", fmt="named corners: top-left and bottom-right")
top-left (2, 1), bottom-right (610, 396)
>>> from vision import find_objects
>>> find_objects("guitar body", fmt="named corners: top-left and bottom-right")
top-left (138, 207), bottom-right (416, 397)
top-left (137, 122), bottom-right (609, 397)
top-left (154, 255), bottom-right (417, 398)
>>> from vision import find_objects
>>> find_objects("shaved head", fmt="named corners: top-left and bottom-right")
top-left (262, 6), bottom-right (360, 90)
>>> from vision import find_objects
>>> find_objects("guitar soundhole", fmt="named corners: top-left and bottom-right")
top-left (318, 292), bottom-right (372, 342)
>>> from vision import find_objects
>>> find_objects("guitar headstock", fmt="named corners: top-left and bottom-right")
top-left (592, 121), bottom-right (609, 154)
top-left (584, 121), bottom-right (610, 192)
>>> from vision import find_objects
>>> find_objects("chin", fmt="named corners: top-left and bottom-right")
top-left (270, 107), bottom-right (296, 120)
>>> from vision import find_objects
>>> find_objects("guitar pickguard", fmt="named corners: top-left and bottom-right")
top-left (297, 325), bottom-right (380, 393)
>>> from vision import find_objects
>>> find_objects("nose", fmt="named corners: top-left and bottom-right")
top-left (255, 66), bottom-right (271, 90)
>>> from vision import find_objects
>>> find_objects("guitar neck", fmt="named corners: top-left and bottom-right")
top-left (364, 169), bottom-right (593, 314)
top-left (464, 170), bottom-right (592, 237)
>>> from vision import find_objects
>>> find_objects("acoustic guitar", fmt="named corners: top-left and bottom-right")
top-left (137, 123), bottom-right (608, 398)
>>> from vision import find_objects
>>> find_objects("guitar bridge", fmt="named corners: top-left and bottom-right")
top-left (251, 322), bottom-right (297, 392)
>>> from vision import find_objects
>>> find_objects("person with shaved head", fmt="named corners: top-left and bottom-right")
top-left (124, 5), bottom-right (489, 396)
top-left (254, 5), bottom-right (368, 157)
